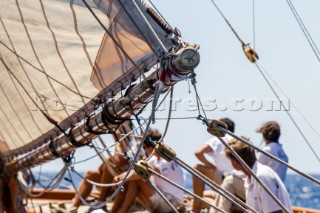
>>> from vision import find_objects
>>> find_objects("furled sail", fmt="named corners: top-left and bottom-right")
top-left (0, 0), bottom-right (175, 158)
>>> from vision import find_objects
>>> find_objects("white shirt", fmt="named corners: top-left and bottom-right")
top-left (206, 135), bottom-right (234, 173)
top-left (148, 156), bottom-right (185, 204)
top-left (245, 162), bottom-right (292, 213)
top-left (257, 142), bottom-right (288, 181)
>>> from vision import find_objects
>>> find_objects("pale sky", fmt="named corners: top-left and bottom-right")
top-left (38, 0), bottom-right (320, 176)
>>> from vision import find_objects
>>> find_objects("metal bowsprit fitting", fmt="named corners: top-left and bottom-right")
top-left (134, 160), bottom-right (153, 180)
top-left (155, 143), bottom-right (176, 162)
top-left (207, 119), bottom-right (227, 137)
top-left (243, 43), bottom-right (259, 63)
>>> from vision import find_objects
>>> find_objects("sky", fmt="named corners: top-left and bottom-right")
top-left (38, 0), bottom-right (320, 176)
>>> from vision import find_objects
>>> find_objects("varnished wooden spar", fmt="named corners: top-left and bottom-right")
top-left (28, 189), bottom-right (99, 200)
top-left (293, 207), bottom-right (320, 213)
top-left (26, 189), bottom-right (320, 213)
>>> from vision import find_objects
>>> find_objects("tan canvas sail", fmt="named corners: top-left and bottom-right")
top-left (0, 0), bottom-right (174, 157)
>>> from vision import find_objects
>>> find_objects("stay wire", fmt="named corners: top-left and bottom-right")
top-left (209, 0), bottom-right (246, 46)
top-left (217, 137), bottom-right (290, 213)
top-left (147, 179), bottom-right (179, 213)
top-left (221, 128), bottom-right (320, 185)
top-left (256, 61), bottom-right (320, 146)
top-left (193, 84), bottom-right (208, 120)
top-left (254, 61), bottom-right (320, 164)
top-left (285, 0), bottom-right (320, 63)
top-left (252, 0), bottom-right (256, 48)
top-left (173, 156), bottom-right (253, 212)
top-left (148, 167), bottom-right (227, 213)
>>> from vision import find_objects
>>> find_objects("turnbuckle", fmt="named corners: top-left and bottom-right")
top-left (207, 119), bottom-right (227, 137)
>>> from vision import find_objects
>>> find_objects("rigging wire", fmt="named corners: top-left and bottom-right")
top-left (285, 0), bottom-right (320, 64)
top-left (256, 61), bottom-right (320, 144)
top-left (209, 0), bottom-right (246, 46)
top-left (254, 61), bottom-right (320, 164)
top-left (217, 137), bottom-right (290, 213)
top-left (148, 167), bottom-right (227, 213)
top-left (174, 156), bottom-right (253, 212)
top-left (147, 179), bottom-right (179, 213)
top-left (252, 0), bottom-right (256, 48)
top-left (222, 128), bottom-right (320, 185)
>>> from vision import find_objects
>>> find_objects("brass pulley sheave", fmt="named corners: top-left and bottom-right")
top-left (134, 160), bottom-right (153, 180)
top-left (207, 119), bottom-right (227, 137)
top-left (243, 44), bottom-right (259, 63)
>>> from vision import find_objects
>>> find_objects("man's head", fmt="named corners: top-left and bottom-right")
top-left (257, 121), bottom-right (281, 142)
top-left (143, 128), bottom-right (162, 149)
top-left (224, 137), bottom-right (256, 169)
top-left (219, 117), bottom-right (235, 133)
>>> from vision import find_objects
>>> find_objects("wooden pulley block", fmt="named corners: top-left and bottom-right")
top-left (207, 119), bottom-right (227, 137)
top-left (134, 160), bottom-right (151, 180)
top-left (155, 143), bottom-right (176, 162)
top-left (243, 44), bottom-right (259, 63)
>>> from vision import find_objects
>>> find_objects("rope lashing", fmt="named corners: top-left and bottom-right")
top-left (134, 160), bottom-right (153, 180)
top-left (207, 119), bottom-right (227, 137)
top-left (243, 43), bottom-right (259, 63)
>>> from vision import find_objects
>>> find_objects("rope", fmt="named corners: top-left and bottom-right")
top-left (220, 128), bottom-right (320, 185)
top-left (285, 0), bottom-right (320, 63)
top-left (254, 61), bottom-right (320, 164)
top-left (252, 0), bottom-right (256, 48)
top-left (217, 137), bottom-right (290, 213)
top-left (256, 61), bottom-right (320, 146)
top-left (158, 86), bottom-right (174, 142)
top-left (209, 0), bottom-right (246, 46)
top-left (148, 167), bottom-right (227, 213)
top-left (190, 73), bottom-right (208, 120)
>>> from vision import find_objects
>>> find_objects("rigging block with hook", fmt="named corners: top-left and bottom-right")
top-left (134, 160), bottom-right (152, 180)
top-left (207, 119), bottom-right (227, 138)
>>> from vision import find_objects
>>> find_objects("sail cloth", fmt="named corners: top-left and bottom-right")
top-left (0, 0), bottom-right (174, 155)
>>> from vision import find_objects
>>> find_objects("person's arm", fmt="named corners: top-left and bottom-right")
top-left (194, 144), bottom-right (216, 170)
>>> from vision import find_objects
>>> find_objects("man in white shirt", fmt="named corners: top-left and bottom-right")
top-left (225, 138), bottom-right (292, 213)
top-left (256, 121), bottom-right (288, 181)
top-left (192, 118), bottom-right (245, 213)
